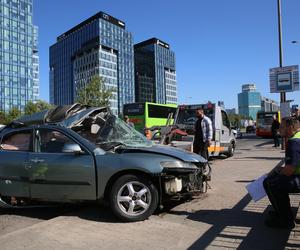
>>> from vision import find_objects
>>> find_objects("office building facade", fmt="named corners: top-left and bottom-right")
top-left (0, 0), bottom-right (39, 112)
top-left (238, 84), bottom-right (261, 120)
top-left (50, 12), bottom-right (134, 114)
top-left (134, 38), bottom-right (177, 104)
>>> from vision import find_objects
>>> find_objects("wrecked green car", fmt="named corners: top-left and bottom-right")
top-left (0, 104), bottom-right (210, 222)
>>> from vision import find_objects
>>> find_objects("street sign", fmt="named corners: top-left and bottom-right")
top-left (280, 102), bottom-right (291, 118)
top-left (269, 65), bottom-right (299, 93)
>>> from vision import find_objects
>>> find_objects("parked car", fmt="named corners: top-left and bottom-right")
top-left (0, 104), bottom-right (210, 222)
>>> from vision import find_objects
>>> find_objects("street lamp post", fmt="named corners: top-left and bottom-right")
top-left (277, 0), bottom-right (286, 103)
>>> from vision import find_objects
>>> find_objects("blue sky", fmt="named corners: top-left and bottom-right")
top-left (34, 0), bottom-right (300, 109)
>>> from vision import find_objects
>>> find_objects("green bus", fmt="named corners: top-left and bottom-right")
top-left (123, 102), bottom-right (177, 132)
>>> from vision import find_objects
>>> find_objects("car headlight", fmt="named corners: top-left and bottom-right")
top-left (160, 160), bottom-right (197, 169)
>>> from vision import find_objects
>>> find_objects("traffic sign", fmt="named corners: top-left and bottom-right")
top-left (269, 65), bottom-right (299, 93)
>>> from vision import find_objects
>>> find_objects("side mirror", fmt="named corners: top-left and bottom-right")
top-left (62, 143), bottom-right (85, 154)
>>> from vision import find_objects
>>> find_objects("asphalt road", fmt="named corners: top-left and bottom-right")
top-left (0, 135), bottom-right (272, 237)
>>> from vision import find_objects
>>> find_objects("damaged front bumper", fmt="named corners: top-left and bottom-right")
top-left (159, 163), bottom-right (211, 199)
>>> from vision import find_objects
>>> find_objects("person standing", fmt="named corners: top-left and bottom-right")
top-left (124, 115), bottom-right (134, 128)
top-left (271, 115), bottom-right (280, 147)
top-left (193, 108), bottom-right (213, 160)
top-left (263, 118), bottom-right (300, 229)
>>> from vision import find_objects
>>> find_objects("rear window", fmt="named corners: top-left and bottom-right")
top-left (0, 130), bottom-right (33, 152)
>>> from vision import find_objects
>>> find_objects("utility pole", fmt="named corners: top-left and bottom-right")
top-left (277, 0), bottom-right (287, 150)
top-left (277, 0), bottom-right (286, 103)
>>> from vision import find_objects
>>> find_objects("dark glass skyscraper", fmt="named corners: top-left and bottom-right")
top-left (0, 0), bottom-right (39, 112)
top-left (49, 12), bottom-right (135, 114)
top-left (134, 38), bottom-right (177, 104)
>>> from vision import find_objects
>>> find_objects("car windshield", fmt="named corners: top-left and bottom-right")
top-left (98, 117), bottom-right (153, 148)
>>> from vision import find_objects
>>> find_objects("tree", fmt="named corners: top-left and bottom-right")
top-left (24, 100), bottom-right (52, 115)
top-left (0, 111), bottom-right (6, 124)
top-left (5, 107), bottom-right (21, 124)
top-left (76, 76), bottom-right (115, 107)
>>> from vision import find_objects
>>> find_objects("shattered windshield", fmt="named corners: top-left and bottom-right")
top-left (98, 117), bottom-right (153, 148)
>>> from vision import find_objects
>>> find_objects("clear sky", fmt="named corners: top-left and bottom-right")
top-left (34, 0), bottom-right (300, 109)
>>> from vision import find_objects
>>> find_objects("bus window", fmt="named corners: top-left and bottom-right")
top-left (147, 104), bottom-right (176, 119)
top-left (123, 103), bottom-right (145, 116)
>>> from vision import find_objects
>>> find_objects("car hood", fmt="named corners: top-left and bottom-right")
top-left (117, 144), bottom-right (207, 163)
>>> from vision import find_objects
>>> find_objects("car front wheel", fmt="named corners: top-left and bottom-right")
top-left (227, 142), bottom-right (235, 157)
top-left (109, 174), bottom-right (159, 222)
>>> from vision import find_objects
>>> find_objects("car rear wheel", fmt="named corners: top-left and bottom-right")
top-left (109, 174), bottom-right (159, 222)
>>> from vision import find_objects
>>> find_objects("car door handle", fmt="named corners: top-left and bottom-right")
top-left (30, 158), bottom-right (44, 163)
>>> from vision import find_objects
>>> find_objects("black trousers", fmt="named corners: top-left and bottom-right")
top-left (272, 132), bottom-right (280, 147)
top-left (193, 141), bottom-right (209, 160)
top-left (263, 174), bottom-right (300, 221)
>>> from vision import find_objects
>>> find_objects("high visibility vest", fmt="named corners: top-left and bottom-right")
top-left (289, 131), bottom-right (300, 175)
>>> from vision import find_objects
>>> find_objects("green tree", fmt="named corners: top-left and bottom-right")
top-left (24, 100), bottom-right (52, 115)
top-left (76, 76), bottom-right (115, 107)
top-left (5, 107), bottom-right (21, 124)
top-left (0, 111), bottom-right (6, 124)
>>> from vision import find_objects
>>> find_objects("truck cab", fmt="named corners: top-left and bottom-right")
top-left (171, 103), bottom-right (236, 157)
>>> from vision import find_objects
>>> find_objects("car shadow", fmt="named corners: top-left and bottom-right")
top-left (168, 194), bottom-right (299, 250)
top-left (0, 204), bottom-right (84, 220)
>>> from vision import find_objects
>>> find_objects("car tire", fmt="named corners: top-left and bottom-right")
top-left (109, 174), bottom-right (159, 222)
top-left (227, 142), bottom-right (235, 157)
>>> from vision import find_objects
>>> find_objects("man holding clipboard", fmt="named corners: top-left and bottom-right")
top-left (263, 118), bottom-right (300, 229)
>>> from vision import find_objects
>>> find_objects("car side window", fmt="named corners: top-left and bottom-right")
top-left (0, 130), bottom-right (33, 152)
top-left (37, 129), bottom-right (76, 153)
top-left (221, 111), bottom-right (230, 129)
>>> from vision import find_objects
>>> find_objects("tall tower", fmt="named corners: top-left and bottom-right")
top-left (49, 12), bottom-right (135, 114)
top-left (134, 38), bottom-right (177, 104)
top-left (0, 0), bottom-right (39, 111)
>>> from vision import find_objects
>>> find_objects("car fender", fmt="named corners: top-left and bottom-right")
top-left (95, 152), bottom-right (175, 199)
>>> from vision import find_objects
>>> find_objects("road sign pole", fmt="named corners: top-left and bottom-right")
top-left (277, 0), bottom-right (287, 149)
top-left (277, 0), bottom-right (286, 102)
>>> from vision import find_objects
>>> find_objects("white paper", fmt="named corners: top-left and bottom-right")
top-left (246, 174), bottom-right (267, 202)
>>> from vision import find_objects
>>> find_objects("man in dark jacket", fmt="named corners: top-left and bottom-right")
top-left (193, 108), bottom-right (213, 160)
top-left (271, 115), bottom-right (280, 147)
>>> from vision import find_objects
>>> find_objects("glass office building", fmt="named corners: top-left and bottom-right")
top-left (0, 0), bottom-right (39, 112)
top-left (134, 38), bottom-right (177, 104)
top-left (50, 12), bottom-right (135, 114)
top-left (238, 84), bottom-right (261, 120)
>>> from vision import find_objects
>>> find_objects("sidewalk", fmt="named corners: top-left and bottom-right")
top-left (0, 141), bottom-right (299, 250)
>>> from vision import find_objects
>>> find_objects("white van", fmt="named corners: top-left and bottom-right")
top-left (171, 103), bottom-right (236, 157)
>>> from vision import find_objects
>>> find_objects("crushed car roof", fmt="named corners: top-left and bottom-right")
top-left (9, 104), bottom-right (107, 128)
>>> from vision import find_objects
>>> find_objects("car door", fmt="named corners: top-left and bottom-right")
top-left (220, 110), bottom-right (231, 151)
top-left (0, 129), bottom-right (33, 198)
top-left (28, 127), bottom-right (96, 201)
